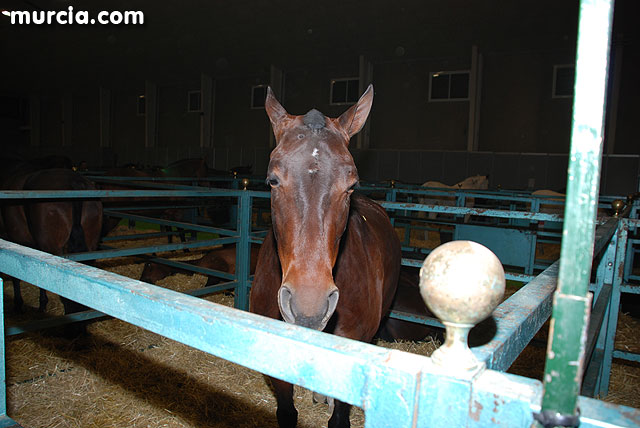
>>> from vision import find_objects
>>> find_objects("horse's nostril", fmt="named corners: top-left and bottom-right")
top-left (277, 285), bottom-right (295, 323)
top-left (323, 288), bottom-right (339, 324)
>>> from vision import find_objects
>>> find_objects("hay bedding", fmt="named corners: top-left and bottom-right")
top-left (2, 227), bottom-right (639, 428)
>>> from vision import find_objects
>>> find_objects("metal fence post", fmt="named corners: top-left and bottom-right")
top-left (537, 0), bottom-right (614, 424)
top-left (582, 225), bottom-right (617, 397)
top-left (385, 182), bottom-right (397, 227)
top-left (598, 222), bottom-right (627, 397)
top-left (235, 187), bottom-right (251, 311)
top-left (0, 277), bottom-right (20, 427)
top-left (0, 278), bottom-right (6, 419)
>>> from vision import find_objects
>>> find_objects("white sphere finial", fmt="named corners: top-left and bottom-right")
top-left (420, 240), bottom-right (505, 372)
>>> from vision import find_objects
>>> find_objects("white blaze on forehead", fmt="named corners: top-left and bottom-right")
top-left (308, 148), bottom-right (320, 174)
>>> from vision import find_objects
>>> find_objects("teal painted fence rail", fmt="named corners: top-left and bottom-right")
top-left (0, 240), bottom-right (639, 427)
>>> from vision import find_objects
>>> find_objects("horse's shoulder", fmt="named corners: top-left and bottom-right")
top-left (351, 193), bottom-right (383, 214)
top-left (348, 194), bottom-right (396, 237)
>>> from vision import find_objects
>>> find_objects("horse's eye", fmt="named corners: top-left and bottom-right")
top-left (266, 176), bottom-right (280, 188)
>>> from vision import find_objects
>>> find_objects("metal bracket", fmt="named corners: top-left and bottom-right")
top-left (533, 408), bottom-right (581, 428)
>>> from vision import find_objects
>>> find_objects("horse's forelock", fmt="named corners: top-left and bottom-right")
top-left (303, 109), bottom-right (326, 130)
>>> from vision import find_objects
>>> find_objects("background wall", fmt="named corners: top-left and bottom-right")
top-left (0, 0), bottom-right (637, 193)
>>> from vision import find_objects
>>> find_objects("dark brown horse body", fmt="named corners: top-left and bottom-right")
top-left (99, 165), bottom-right (161, 238)
top-left (100, 160), bottom-right (205, 239)
top-left (376, 266), bottom-right (436, 342)
top-left (140, 243), bottom-right (260, 286)
top-left (100, 158), bottom-right (241, 238)
top-left (250, 85), bottom-right (401, 428)
top-left (0, 165), bottom-right (103, 313)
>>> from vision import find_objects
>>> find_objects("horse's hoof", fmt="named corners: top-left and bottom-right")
top-left (312, 392), bottom-right (335, 413)
top-left (312, 391), bottom-right (326, 404)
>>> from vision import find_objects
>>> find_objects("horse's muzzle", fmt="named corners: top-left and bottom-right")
top-left (278, 283), bottom-right (339, 331)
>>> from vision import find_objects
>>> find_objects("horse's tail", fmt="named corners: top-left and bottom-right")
top-left (67, 178), bottom-right (89, 254)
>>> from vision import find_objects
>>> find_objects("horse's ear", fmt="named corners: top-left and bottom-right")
top-left (338, 84), bottom-right (374, 140)
top-left (265, 86), bottom-right (291, 140)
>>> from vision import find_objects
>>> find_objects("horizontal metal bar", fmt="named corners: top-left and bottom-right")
top-left (379, 201), bottom-right (564, 222)
top-left (101, 231), bottom-right (180, 242)
top-left (403, 257), bottom-right (535, 283)
top-left (67, 237), bottom-right (236, 262)
top-left (0, 239), bottom-right (416, 411)
top-left (593, 218), bottom-right (619, 261)
top-left (104, 204), bottom-right (212, 211)
top-left (104, 210), bottom-right (235, 236)
top-left (0, 188), bottom-right (271, 200)
top-left (190, 281), bottom-right (239, 297)
top-left (584, 284), bottom-right (613, 364)
top-left (612, 350), bottom-right (640, 363)
top-left (88, 175), bottom-right (217, 182)
top-left (389, 310), bottom-right (443, 328)
top-left (0, 189), bottom-right (218, 198)
top-left (88, 175), bottom-right (264, 184)
top-left (472, 262), bottom-right (558, 370)
top-left (5, 309), bottom-right (107, 336)
top-left (0, 240), bottom-right (638, 427)
top-left (6, 280), bottom-right (242, 336)
top-left (250, 230), bottom-right (269, 238)
top-left (142, 255), bottom-right (236, 281)
top-left (90, 176), bottom-right (221, 191)
top-left (505, 272), bottom-right (537, 283)
top-left (621, 284), bottom-right (640, 294)
top-left (401, 258), bottom-right (424, 268)
top-left (360, 185), bottom-right (625, 205)
top-left (401, 247), bottom-right (431, 256)
top-left (0, 415), bottom-right (21, 427)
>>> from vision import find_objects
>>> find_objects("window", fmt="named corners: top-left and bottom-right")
top-left (330, 78), bottom-right (359, 105)
top-left (187, 90), bottom-right (202, 112)
top-left (136, 95), bottom-right (145, 116)
top-left (553, 65), bottom-right (575, 98)
top-left (251, 85), bottom-right (268, 109)
top-left (428, 71), bottom-right (470, 101)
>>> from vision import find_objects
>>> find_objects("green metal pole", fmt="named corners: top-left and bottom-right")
top-left (537, 0), bottom-right (614, 424)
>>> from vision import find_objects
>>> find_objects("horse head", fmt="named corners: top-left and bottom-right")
top-left (264, 84), bottom-right (374, 330)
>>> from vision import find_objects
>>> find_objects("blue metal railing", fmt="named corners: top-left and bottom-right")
top-left (0, 236), bottom-right (638, 427)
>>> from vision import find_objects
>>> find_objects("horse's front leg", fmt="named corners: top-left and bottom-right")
top-left (11, 277), bottom-right (23, 313)
top-left (328, 399), bottom-right (351, 428)
top-left (38, 288), bottom-right (48, 312)
top-left (269, 376), bottom-right (297, 428)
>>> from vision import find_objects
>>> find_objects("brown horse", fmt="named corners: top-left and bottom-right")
top-left (99, 158), bottom-right (243, 239)
top-left (376, 266), bottom-right (437, 342)
top-left (0, 166), bottom-right (103, 313)
top-left (99, 164), bottom-right (160, 238)
top-left (250, 85), bottom-right (401, 428)
top-left (161, 158), bottom-right (209, 179)
top-left (140, 243), bottom-right (260, 286)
